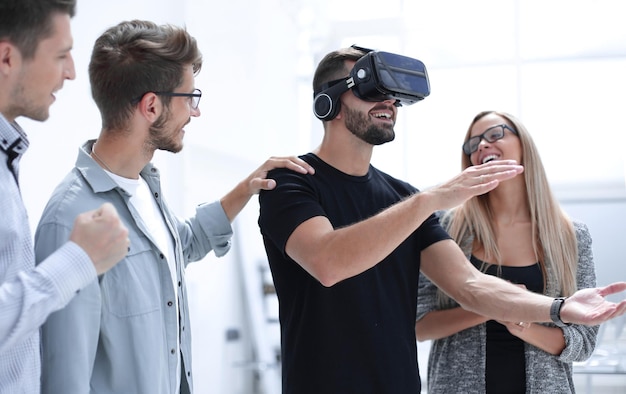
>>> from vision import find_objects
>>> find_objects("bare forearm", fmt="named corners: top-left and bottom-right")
top-left (422, 244), bottom-right (553, 323)
top-left (454, 275), bottom-right (626, 326)
top-left (422, 243), bottom-right (626, 327)
top-left (289, 192), bottom-right (437, 286)
top-left (220, 180), bottom-right (251, 222)
top-left (222, 155), bottom-right (316, 222)
top-left (289, 161), bottom-right (525, 286)
top-left (516, 323), bottom-right (565, 355)
top-left (415, 307), bottom-right (488, 341)
top-left (457, 273), bottom-right (553, 323)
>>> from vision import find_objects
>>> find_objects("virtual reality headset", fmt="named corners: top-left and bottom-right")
top-left (313, 46), bottom-right (430, 121)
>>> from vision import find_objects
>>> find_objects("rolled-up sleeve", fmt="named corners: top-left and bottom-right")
top-left (178, 201), bottom-right (233, 263)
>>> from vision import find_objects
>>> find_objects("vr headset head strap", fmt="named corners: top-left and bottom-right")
top-left (312, 77), bottom-right (355, 121)
top-left (312, 45), bottom-right (371, 121)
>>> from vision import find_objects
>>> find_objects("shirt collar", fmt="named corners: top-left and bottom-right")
top-left (76, 139), bottom-right (161, 194)
top-left (0, 113), bottom-right (30, 157)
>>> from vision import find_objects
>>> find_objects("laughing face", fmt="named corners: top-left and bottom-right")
top-left (338, 62), bottom-right (398, 145)
top-left (8, 12), bottom-right (75, 122)
top-left (468, 114), bottom-right (522, 166)
top-left (342, 99), bottom-right (397, 145)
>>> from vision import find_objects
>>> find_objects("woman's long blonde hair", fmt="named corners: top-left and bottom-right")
top-left (442, 111), bottom-right (578, 299)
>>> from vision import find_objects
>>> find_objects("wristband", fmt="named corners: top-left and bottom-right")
top-left (550, 297), bottom-right (571, 327)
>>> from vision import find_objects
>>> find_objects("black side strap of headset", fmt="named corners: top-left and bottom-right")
top-left (350, 44), bottom-right (374, 53)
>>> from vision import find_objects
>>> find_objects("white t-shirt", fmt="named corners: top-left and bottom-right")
top-left (105, 171), bottom-right (181, 394)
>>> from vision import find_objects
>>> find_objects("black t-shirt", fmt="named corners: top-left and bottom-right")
top-left (470, 255), bottom-right (544, 394)
top-left (258, 153), bottom-right (450, 394)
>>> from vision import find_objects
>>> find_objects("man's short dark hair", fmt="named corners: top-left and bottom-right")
top-left (312, 47), bottom-right (367, 93)
top-left (89, 20), bottom-right (202, 130)
top-left (0, 0), bottom-right (76, 60)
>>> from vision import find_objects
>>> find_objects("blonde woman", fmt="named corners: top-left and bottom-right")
top-left (416, 111), bottom-right (598, 393)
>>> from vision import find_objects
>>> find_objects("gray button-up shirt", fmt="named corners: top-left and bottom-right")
top-left (35, 140), bottom-right (233, 394)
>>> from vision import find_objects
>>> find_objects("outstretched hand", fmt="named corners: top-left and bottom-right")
top-left (425, 160), bottom-right (524, 212)
top-left (561, 282), bottom-right (626, 325)
top-left (246, 156), bottom-right (315, 194)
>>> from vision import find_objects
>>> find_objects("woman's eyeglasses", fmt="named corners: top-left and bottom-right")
top-left (462, 124), bottom-right (517, 155)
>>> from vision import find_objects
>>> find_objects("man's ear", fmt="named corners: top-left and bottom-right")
top-left (0, 42), bottom-right (19, 75)
top-left (136, 92), bottom-right (162, 122)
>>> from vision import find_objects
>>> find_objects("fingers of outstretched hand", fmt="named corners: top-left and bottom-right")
top-left (564, 286), bottom-right (626, 325)
top-left (71, 203), bottom-right (129, 275)
top-left (457, 162), bottom-right (524, 197)
top-left (472, 161), bottom-right (524, 184)
top-left (429, 163), bottom-right (521, 210)
top-left (598, 281), bottom-right (626, 297)
top-left (611, 299), bottom-right (626, 319)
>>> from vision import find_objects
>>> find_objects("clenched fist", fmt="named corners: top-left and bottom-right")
top-left (69, 203), bottom-right (129, 274)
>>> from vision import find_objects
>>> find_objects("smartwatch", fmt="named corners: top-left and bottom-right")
top-left (550, 297), bottom-right (571, 327)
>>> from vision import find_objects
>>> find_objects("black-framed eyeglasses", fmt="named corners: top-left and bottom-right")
top-left (131, 88), bottom-right (202, 109)
top-left (462, 124), bottom-right (518, 155)
top-left (154, 88), bottom-right (202, 109)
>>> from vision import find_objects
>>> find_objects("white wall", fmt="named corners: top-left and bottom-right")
top-left (16, 0), bottom-right (626, 393)
top-left (21, 0), bottom-right (626, 238)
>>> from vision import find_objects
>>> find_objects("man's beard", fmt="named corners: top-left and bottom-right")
top-left (147, 109), bottom-right (183, 153)
top-left (343, 105), bottom-right (395, 146)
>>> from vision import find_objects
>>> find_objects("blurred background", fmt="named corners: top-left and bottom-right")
top-left (19, 0), bottom-right (626, 392)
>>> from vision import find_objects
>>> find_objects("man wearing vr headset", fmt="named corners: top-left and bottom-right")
top-left (258, 46), bottom-right (626, 393)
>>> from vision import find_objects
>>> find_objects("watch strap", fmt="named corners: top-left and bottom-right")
top-left (550, 297), bottom-right (571, 327)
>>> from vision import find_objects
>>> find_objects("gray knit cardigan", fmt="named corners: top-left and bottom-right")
top-left (416, 220), bottom-right (598, 393)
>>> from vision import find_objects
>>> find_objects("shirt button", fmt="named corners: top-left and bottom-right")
top-left (171, 348), bottom-right (176, 354)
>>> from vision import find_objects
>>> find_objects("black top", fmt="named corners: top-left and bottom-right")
top-left (470, 255), bottom-right (544, 394)
top-left (258, 153), bottom-right (451, 394)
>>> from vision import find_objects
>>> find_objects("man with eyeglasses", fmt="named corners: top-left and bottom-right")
top-left (34, 20), bottom-right (314, 394)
